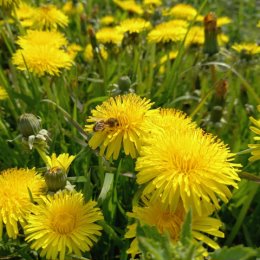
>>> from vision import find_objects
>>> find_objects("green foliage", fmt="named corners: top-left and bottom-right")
top-left (210, 245), bottom-right (258, 260)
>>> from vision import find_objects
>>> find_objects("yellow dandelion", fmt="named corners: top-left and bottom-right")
top-left (136, 126), bottom-right (241, 216)
top-left (218, 33), bottom-right (229, 46)
top-left (143, 0), bottom-right (162, 6)
top-left (217, 16), bottom-right (232, 27)
top-left (143, 108), bottom-right (196, 136)
top-left (83, 44), bottom-right (108, 62)
top-left (117, 18), bottom-right (151, 34)
top-left (148, 21), bottom-right (187, 43)
top-left (62, 0), bottom-right (84, 15)
top-left (0, 168), bottom-right (45, 239)
top-left (14, 1), bottom-right (36, 28)
top-left (85, 94), bottom-right (153, 160)
top-left (96, 27), bottom-right (124, 45)
top-left (32, 4), bottom-right (69, 30)
top-left (0, 86), bottom-right (8, 100)
top-left (126, 198), bottom-right (224, 258)
top-left (157, 51), bottom-right (179, 74)
top-left (12, 30), bottom-right (73, 76)
top-left (67, 43), bottom-right (83, 59)
top-left (169, 4), bottom-right (200, 21)
top-left (100, 15), bottom-right (115, 26)
top-left (113, 0), bottom-right (143, 15)
top-left (185, 26), bottom-right (204, 46)
top-left (248, 105), bottom-right (260, 161)
top-left (25, 191), bottom-right (103, 260)
top-left (46, 153), bottom-right (75, 173)
top-left (232, 43), bottom-right (260, 55)
top-left (16, 30), bottom-right (68, 49)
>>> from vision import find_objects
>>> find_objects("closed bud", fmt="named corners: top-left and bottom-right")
top-left (118, 76), bottom-right (131, 92)
top-left (18, 113), bottom-right (41, 138)
top-left (44, 167), bottom-right (67, 192)
top-left (203, 12), bottom-right (219, 56)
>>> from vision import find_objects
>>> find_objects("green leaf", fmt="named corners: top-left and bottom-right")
top-left (238, 172), bottom-right (260, 183)
top-left (67, 176), bottom-right (88, 183)
top-left (98, 172), bottom-right (114, 203)
top-left (136, 224), bottom-right (173, 260)
top-left (180, 209), bottom-right (193, 245)
top-left (210, 245), bottom-right (257, 260)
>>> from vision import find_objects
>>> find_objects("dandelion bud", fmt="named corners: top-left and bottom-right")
top-left (44, 167), bottom-right (67, 192)
top-left (118, 76), bottom-right (132, 92)
top-left (203, 12), bottom-right (219, 56)
top-left (18, 113), bottom-right (41, 138)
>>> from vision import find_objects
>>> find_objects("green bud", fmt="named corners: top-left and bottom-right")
top-left (18, 113), bottom-right (41, 138)
top-left (118, 76), bottom-right (132, 92)
top-left (44, 167), bottom-right (67, 192)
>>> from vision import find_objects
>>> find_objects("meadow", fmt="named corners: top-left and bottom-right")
top-left (0, 0), bottom-right (260, 259)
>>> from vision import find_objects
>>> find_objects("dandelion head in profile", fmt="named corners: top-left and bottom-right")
top-left (136, 126), bottom-right (241, 216)
top-left (125, 197), bottom-right (224, 258)
top-left (25, 191), bottom-right (103, 260)
top-left (85, 93), bottom-right (153, 160)
top-left (0, 168), bottom-right (45, 239)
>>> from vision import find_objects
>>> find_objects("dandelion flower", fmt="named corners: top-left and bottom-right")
top-left (67, 43), bottom-right (83, 59)
top-left (113, 0), bottom-right (143, 15)
top-left (100, 15), bottom-right (115, 26)
top-left (0, 168), bottom-right (45, 239)
top-left (148, 21), bottom-right (187, 43)
top-left (185, 26), bottom-right (204, 46)
top-left (62, 1), bottom-right (84, 15)
top-left (83, 44), bottom-right (108, 62)
top-left (169, 4), bottom-right (201, 21)
top-left (126, 198), bottom-right (224, 258)
top-left (14, 2), bottom-right (36, 28)
top-left (117, 18), bottom-right (151, 34)
top-left (136, 127), bottom-right (241, 216)
top-left (143, 108), bottom-right (196, 136)
top-left (217, 16), bottom-right (232, 27)
top-left (46, 153), bottom-right (75, 173)
top-left (232, 43), bottom-right (260, 56)
top-left (25, 191), bottom-right (103, 260)
top-left (85, 94), bottom-right (153, 160)
top-left (32, 4), bottom-right (69, 30)
top-left (96, 27), bottom-right (124, 45)
top-left (143, 0), bottom-right (162, 7)
top-left (12, 30), bottom-right (73, 76)
top-left (0, 86), bottom-right (8, 100)
top-left (248, 105), bottom-right (260, 161)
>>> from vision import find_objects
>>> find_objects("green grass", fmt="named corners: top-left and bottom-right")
top-left (0, 0), bottom-right (260, 259)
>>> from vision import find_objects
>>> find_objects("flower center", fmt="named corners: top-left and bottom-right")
top-left (51, 212), bottom-right (76, 234)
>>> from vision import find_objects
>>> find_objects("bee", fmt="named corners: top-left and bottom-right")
top-left (93, 118), bottom-right (119, 132)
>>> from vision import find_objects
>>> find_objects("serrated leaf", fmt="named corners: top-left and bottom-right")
top-left (210, 245), bottom-right (257, 260)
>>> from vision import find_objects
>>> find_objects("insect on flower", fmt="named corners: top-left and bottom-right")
top-left (93, 118), bottom-right (119, 132)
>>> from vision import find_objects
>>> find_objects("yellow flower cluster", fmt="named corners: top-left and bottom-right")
top-left (85, 93), bottom-right (241, 257)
